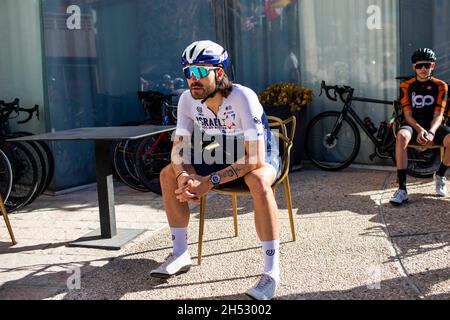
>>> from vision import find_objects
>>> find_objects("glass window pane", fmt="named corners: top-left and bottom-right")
top-left (42, 0), bottom-right (214, 189)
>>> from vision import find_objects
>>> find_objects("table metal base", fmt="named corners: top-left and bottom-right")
top-left (68, 228), bottom-right (146, 250)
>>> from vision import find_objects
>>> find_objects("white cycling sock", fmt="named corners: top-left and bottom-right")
top-left (171, 227), bottom-right (188, 257)
top-left (262, 240), bottom-right (280, 280)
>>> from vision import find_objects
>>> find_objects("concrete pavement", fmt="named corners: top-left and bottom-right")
top-left (0, 168), bottom-right (449, 300)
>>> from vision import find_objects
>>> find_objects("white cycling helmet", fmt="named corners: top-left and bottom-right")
top-left (181, 40), bottom-right (229, 68)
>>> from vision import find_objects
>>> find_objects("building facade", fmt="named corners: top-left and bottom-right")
top-left (1, 0), bottom-right (449, 191)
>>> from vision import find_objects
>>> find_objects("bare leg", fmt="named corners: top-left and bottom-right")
top-left (396, 129), bottom-right (412, 170)
top-left (160, 164), bottom-right (191, 227)
top-left (442, 134), bottom-right (450, 166)
top-left (244, 164), bottom-right (279, 241)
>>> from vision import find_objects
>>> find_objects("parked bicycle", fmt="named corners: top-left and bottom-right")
top-left (0, 99), bottom-right (54, 212)
top-left (112, 90), bottom-right (177, 194)
top-left (305, 80), bottom-right (447, 178)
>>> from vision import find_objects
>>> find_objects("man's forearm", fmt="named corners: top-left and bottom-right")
top-left (214, 158), bottom-right (260, 185)
top-left (429, 113), bottom-right (444, 134)
top-left (171, 137), bottom-right (194, 177)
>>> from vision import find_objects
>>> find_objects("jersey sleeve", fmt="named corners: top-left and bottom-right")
top-left (399, 81), bottom-right (412, 113)
top-left (174, 91), bottom-right (194, 137)
top-left (435, 81), bottom-right (448, 115)
top-left (236, 88), bottom-right (266, 141)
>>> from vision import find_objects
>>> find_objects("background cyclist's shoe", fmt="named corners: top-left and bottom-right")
top-left (390, 189), bottom-right (409, 206)
top-left (434, 173), bottom-right (447, 197)
top-left (245, 273), bottom-right (279, 300)
top-left (150, 251), bottom-right (192, 279)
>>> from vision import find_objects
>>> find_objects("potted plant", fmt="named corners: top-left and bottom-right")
top-left (259, 82), bottom-right (314, 119)
top-left (258, 82), bottom-right (314, 170)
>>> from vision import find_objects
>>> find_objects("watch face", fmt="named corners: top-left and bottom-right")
top-left (211, 174), bottom-right (220, 184)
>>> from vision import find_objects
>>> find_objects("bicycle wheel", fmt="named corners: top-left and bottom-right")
top-left (134, 133), bottom-right (172, 195)
top-left (305, 111), bottom-right (361, 171)
top-left (3, 141), bottom-right (39, 212)
top-left (0, 148), bottom-right (13, 202)
top-left (13, 132), bottom-right (54, 193)
top-left (113, 139), bottom-right (149, 192)
top-left (13, 141), bottom-right (45, 205)
top-left (407, 148), bottom-right (440, 178)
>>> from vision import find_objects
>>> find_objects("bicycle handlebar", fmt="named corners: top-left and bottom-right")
top-left (320, 81), bottom-right (354, 103)
top-left (16, 105), bottom-right (40, 124)
top-left (0, 99), bottom-right (39, 124)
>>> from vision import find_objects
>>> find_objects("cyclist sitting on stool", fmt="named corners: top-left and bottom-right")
top-left (151, 40), bottom-right (282, 300)
top-left (390, 48), bottom-right (450, 206)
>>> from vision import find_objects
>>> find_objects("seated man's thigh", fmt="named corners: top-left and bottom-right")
top-left (434, 125), bottom-right (450, 146)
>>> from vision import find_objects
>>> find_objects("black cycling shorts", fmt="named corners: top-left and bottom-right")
top-left (399, 124), bottom-right (450, 145)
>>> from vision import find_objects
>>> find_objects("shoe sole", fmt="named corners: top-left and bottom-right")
top-left (244, 292), bottom-right (271, 300)
top-left (150, 265), bottom-right (191, 279)
top-left (390, 199), bottom-right (409, 206)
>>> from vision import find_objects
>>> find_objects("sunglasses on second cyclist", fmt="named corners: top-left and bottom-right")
top-left (183, 66), bottom-right (218, 79)
top-left (414, 62), bottom-right (433, 70)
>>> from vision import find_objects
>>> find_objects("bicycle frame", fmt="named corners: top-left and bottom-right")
top-left (344, 96), bottom-right (393, 148)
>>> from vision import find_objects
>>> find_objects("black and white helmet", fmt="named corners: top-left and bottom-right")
top-left (181, 40), bottom-right (229, 68)
top-left (411, 48), bottom-right (437, 63)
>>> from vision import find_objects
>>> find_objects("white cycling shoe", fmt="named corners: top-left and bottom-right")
top-left (434, 174), bottom-right (448, 197)
top-left (245, 273), bottom-right (279, 300)
top-left (390, 189), bottom-right (409, 206)
top-left (150, 251), bottom-right (192, 279)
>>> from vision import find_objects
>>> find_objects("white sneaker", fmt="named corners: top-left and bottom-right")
top-left (434, 174), bottom-right (448, 197)
top-left (245, 274), bottom-right (279, 300)
top-left (390, 189), bottom-right (409, 206)
top-left (150, 251), bottom-right (192, 279)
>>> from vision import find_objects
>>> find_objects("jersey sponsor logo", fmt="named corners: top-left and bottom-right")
top-left (196, 106), bottom-right (203, 115)
top-left (412, 92), bottom-right (435, 109)
top-left (196, 116), bottom-right (225, 129)
top-left (253, 117), bottom-right (262, 125)
top-left (223, 115), bottom-right (236, 129)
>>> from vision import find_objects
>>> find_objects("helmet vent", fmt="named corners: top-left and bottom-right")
top-left (189, 45), bottom-right (197, 60)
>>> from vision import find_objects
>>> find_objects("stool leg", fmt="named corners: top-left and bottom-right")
top-left (231, 194), bottom-right (238, 237)
top-left (198, 195), bottom-right (206, 265)
top-left (0, 194), bottom-right (16, 245)
top-left (283, 178), bottom-right (296, 241)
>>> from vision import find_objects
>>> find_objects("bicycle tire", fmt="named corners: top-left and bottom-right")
top-left (113, 139), bottom-right (149, 192)
top-left (406, 148), bottom-right (440, 178)
top-left (0, 148), bottom-right (13, 202)
top-left (3, 141), bottom-right (39, 212)
top-left (305, 111), bottom-right (361, 171)
top-left (134, 133), bottom-right (172, 195)
top-left (14, 140), bottom-right (45, 205)
top-left (13, 132), bottom-right (55, 193)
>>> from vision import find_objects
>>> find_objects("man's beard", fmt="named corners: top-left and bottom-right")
top-left (189, 82), bottom-right (215, 100)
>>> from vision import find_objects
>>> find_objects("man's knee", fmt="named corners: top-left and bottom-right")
top-left (244, 171), bottom-right (273, 196)
top-left (444, 134), bottom-right (450, 147)
top-left (397, 131), bottom-right (411, 146)
top-left (160, 164), bottom-right (175, 185)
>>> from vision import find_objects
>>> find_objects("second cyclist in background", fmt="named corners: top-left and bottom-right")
top-left (390, 48), bottom-right (450, 206)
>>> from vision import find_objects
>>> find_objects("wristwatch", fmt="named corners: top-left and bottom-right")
top-left (209, 173), bottom-right (221, 188)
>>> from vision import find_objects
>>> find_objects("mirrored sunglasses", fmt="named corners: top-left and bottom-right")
top-left (414, 62), bottom-right (432, 70)
top-left (183, 66), bottom-right (217, 79)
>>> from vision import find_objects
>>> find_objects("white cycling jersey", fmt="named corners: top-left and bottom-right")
top-left (176, 83), bottom-right (273, 144)
top-left (175, 83), bottom-right (280, 172)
